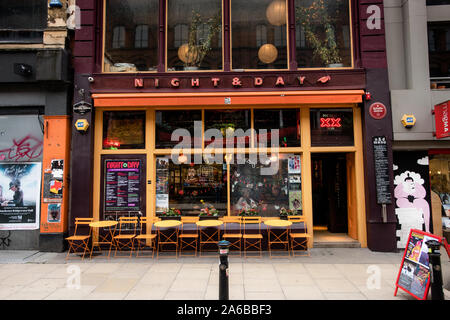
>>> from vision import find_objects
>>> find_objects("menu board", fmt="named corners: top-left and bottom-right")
top-left (394, 229), bottom-right (442, 300)
top-left (104, 159), bottom-right (141, 211)
top-left (372, 136), bottom-right (392, 204)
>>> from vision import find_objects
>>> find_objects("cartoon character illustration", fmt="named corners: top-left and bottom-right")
top-left (394, 171), bottom-right (431, 233)
top-left (408, 240), bottom-right (422, 262)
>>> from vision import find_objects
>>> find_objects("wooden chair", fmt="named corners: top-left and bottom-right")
top-left (65, 218), bottom-right (94, 260)
top-left (288, 216), bottom-right (311, 256)
top-left (179, 216), bottom-right (199, 257)
top-left (222, 216), bottom-right (242, 256)
top-left (135, 216), bottom-right (160, 258)
top-left (242, 216), bottom-right (263, 258)
top-left (111, 216), bottom-right (138, 258)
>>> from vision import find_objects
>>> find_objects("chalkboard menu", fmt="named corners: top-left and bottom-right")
top-left (104, 159), bottom-right (141, 211)
top-left (394, 229), bottom-right (442, 300)
top-left (372, 136), bottom-right (392, 204)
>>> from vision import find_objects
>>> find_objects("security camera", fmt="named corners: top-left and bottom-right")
top-left (88, 77), bottom-right (94, 83)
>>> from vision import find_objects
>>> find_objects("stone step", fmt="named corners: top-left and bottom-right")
top-left (313, 241), bottom-right (361, 248)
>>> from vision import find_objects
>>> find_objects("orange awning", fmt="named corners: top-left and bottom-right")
top-left (92, 90), bottom-right (364, 107)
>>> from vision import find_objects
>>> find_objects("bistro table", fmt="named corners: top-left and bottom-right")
top-left (154, 220), bottom-right (182, 258)
top-left (89, 220), bottom-right (118, 259)
top-left (264, 219), bottom-right (292, 258)
top-left (196, 219), bottom-right (224, 256)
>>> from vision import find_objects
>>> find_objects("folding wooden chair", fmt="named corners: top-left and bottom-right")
top-left (242, 216), bottom-right (263, 258)
top-left (111, 216), bottom-right (138, 258)
top-left (222, 216), bottom-right (242, 256)
top-left (65, 218), bottom-right (94, 260)
top-left (179, 216), bottom-right (199, 257)
top-left (135, 216), bottom-right (160, 258)
top-left (288, 216), bottom-right (311, 256)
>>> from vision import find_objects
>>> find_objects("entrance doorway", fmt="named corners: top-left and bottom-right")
top-left (312, 153), bottom-right (348, 233)
top-left (311, 153), bottom-right (360, 247)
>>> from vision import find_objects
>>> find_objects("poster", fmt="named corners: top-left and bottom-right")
top-left (104, 159), bottom-right (141, 211)
top-left (47, 203), bottom-right (61, 223)
top-left (156, 194), bottom-right (169, 212)
top-left (394, 229), bottom-right (442, 300)
top-left (288, 155), bottom-right (301, 174)
top-left (0, 162), bottom-right (41, 230)
top-left (289, 190), bottom-right (302, 211)
top-left (156, 157), bottom-right (169, 213)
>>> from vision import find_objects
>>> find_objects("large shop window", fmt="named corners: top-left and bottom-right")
top-left (156, 157), bottom-right (227, 216)
top-left (103, 111), bottom-right (146, 149)
top-left (429, 154), bottom-right (450, 230)
top-left (310, 108), bottom-right (354, 146)
top-left (104, 0), bottom-right (158, 72)
top-left (295, 0), bottom-right (352, 68)
top-left (204, 109), bottom-right (251, 148)
top-left (253, 109), bottom-right (300, 147)
top-left (156, 110), bottom-right (202, 149)
top-left (231, 0), bottom-right (288, 70)
top-left (167, 0), bottom-right (222, 71)
top-left (155, 154), bottom-right (302, 217)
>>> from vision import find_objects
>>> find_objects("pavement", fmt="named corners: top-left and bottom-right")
top-left (0, 248), bottom-right (449, 301)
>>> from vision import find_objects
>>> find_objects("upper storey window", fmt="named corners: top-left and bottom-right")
top-left (295, 0), bottom-right (352, 68)
top-left (167, 0), bottom-right (222, 71)
top-left (231, 0), bottom-right (288, 70)
top-left (104, 0), bottom-right (158, 72)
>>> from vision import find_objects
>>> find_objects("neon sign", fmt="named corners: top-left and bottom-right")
top-left (320, 117), bottom-right (342, 128)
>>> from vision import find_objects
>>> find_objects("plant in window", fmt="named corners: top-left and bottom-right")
top-left (162, 208), bottom-right (182, 216)
top-left (199, 199), bottom-right (219, 217)
top-left (295, 0), bottom-right (343, 66)
top-left (238, 208), bottom-right (259, 216)
top-left (177, 10), bottom-right (221, 69)
top-left (279, 207), bottom-right (300, 216)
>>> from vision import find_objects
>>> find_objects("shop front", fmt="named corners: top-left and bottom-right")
top-left (71, 0), bottom-right (395, 251)
top-left (89, 90), bottom-right (367, 247)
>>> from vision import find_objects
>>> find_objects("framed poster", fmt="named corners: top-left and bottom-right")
top-left (394, 229), bottom-right (442, 300)
top-left (0, 162), bottom-right (41, 230)
top-left (100, 155), bottom-right (146, 220)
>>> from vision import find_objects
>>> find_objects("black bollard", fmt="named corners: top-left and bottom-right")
top-left (426, 240), bottom-right (444, 300)
top-left (218, 240), bottom-right (231, 300)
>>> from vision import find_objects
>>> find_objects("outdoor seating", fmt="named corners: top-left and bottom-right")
top-left (65, 217), bottom-right (94, 260)
top-left (179, 216), bottom-right (200, 256)
top-left (155, 219), bottom-right (182, 259)
top-left (221, 216), bottom-right (242, 256)
top-left (288, 216), bottom-right (311, 256)
top-left (111, 216), bottom-right (138, 258)
top-left (265, 219), bottom-right (292, 258)
top-left (135, 216), bottom-right (160, 258)
top-left (242, 216), bottom-right (263, 258)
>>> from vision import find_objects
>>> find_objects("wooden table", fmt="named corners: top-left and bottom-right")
top-left (89, 220), bottom-right (118, 259)
top-left (264, 219), bottom-right (292, 258)
top-left (155, 220), bottom-right (182, 258)
top-left (196, 219), bottom-right (223, 256)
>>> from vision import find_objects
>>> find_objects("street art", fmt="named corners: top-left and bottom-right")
top-left (0, 135), bottom-right (43, 162)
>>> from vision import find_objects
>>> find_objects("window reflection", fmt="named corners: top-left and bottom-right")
top-left (167, 0), bottom-right (222, 71)
top-left (103, 111), bottom-right (146, 149)
top-left (156, 110), bottom-right (202, 149)
top-left (254, 109), bottom-right (300, 147)
top-left (104, 0), bottom-right (158, 72)
top-left (232, 0), bottom-right (288, 70)
top-left (295, 0), bottom-right (351, 68)
top-left (204, 109), bottom-right (251, 148)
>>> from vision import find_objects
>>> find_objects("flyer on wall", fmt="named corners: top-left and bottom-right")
top-left (0, 162), bottom-right (41, 230)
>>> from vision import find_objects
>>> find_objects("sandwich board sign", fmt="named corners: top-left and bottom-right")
top-left (394, 229), bottom-right (446, 300)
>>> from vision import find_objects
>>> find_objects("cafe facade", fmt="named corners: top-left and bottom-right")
top-left (70, 0), bottom-right (397, 252)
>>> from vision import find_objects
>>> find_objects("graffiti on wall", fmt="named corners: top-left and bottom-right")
top-left (0, 135), bottom-right (43, 162)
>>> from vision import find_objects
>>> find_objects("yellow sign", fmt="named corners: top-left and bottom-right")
top-left (75, 119), bottom-right (89, 132)
top-left (401, 114), bottom-right (416, 128)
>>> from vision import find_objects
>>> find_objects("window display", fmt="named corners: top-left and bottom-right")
top-left (103, 111), bottom-right (145, 149)
top-left (429, 154), bottom-right (450, 229)
top-left (230, 154), bottom-right (302, 217)
top-left (156, 157), bottom-right (227, 216)
top-left (204, 109), bottom-right (251, 148)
